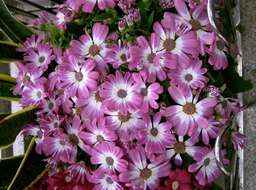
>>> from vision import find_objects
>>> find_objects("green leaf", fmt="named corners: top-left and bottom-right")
top-left (0, 106), bottom-right (36, 148)
top-left (210, 183), bottom-right (224, 190)
top-left (0, 0), bottom-right (33, 43)
top-left (7, 138), bottom-right (46, 190)
top-left (0, 41), bottom-right (22, 63)
top-left (0, 81), bottom-right (20, 101)
top-left (0, 73), bottom-right (16, 84)
top-left (0, 155), bottom-right (23, 189)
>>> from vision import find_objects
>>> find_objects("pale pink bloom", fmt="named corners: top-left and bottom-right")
top-left (59, 55), bottom-right (99, 98)
top-left (168, 59), bottom-right (208, 92)
top-left (38, 114), bottom-right (64, 135)
top-left (37, 95), bottom-right (62, 115)
top-left (162, 86), bottom-right (217, 136)
top-left (119, 147), bottom-right (170, 190)
top-left (142, 113), bottom-right (176, 154)
top-left (188, 150), bottom-right (223, 186)
top-left (67, 162), bottom-right (90, 184)
top-left (90, 142), bottom-right (128, 173)
top-left (17, 35), bottom-right (43, 52)
top-left (80, 0), bottom-right (116, 13)
top-left (55, 5), bottom-right (74, 30)
top-left (100, 71), bottom-right (142, 114)
top-left (80, 118), bottom-right (117, 146)
top-left (133, 73), bottom-right (163, 112)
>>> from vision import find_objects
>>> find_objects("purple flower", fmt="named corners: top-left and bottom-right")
top-left (67, 162), bottom-right (90, 184)
top-left (232, 132), bottom-right (246, 150)
top-left (162, 86), bottom-right (217, 136)
top-left (159, 0), bottom-right (174, 9)
top-left (80, 0), bottom-right (116, 13)
top-left (17, 35), bottom-right (43, 52)
top-left (59, 55), bottom-right (99, 98)
top-left (100, 71), bottom-right (142, 115)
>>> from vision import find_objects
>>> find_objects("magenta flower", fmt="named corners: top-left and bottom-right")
top-left (90, 171), bottom-right (123, 190)
top-left (90, 142), bottom-right (128, 173)
top-left (162, 86), bottom-right (217, 136)
top-left (100, 71), bottom-right (142, 114)
top-left (133, 73), bottom-right (163, 112)
top-left (168, 59), bottom-right (208, 92)
top-left (188, 150), bottom-right (223, 186)
top-left (80, 0), bottom-right (115, 13)
top-left (24, 44), bottom-right (55, 72)
top-left (37, 95), bottom-right (61, 115)
top-left (59, 55), bottom-right (99, 98)
top-left (43, 131), bottom-right (77, 163)
top-left (165, 136), bottom-right (208, 165)
top-left (55, 6), bottom-right (74, 30)
top-left (67, 162), bottom-right (90, 184)
top-left (142, 113), bottom-right (176, 154)
top-left (21, 81), bottom-right (46, 106)
top-left (153, 21), bottom-right (199, 67)
top-left (232, 132), bottom-right (246, 150)
top-left (130, 33), bottom-right (169, 82)
top-left (80, 118), bottom-right (117, 146)
top-left (17, 35), bottom-right (43, 52)
top-left (70, 23), bottom-right (109, 73)
top-left (119, 147), bottom-right (170, 190)
top-left (38, 113), bottom-right (64, 134)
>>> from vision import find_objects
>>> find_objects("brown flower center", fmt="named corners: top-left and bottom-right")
top-left (75, 71), bottom-right (83, 82)
top-left (163, 38), bottom-right (176, 51)
top-left (185, 74), bottom-right (193, 82)
top-left (150, 127), bottom-right (159, 137)
top-left (120, 53), bottom-right (127, 62)
top-left (117, 89), bottom-right (127, 98)
top-left (174, 142), bottom-right (186, 154)
top-left (89, 44), bottom-right (100, 56)
top-left (147, 53), bottom-right (156, 64)
top-left (183, 103), bottom-right (196, 115)
top-left (38, 56), bottom-right (45, 63)
top-left (69, 134), bottom-right (79, 145)
top-left (106, 157), bottom-right (114, 166)
top-left (140, 87), bottom-right (148, 96)
top-left (216, 40), bottom-right (225, 51)
top-left (204, 158), bottom-right (211, 166)
top-left (118, 113), bottom-right (131, 123)
top-left (96, 135), bottom-right (104, 142)
top-left (106, 176), bottom-right (114, 184)
top-left (140, 168), bottom-right (152, 180)
top-left (190, 19), bottom-right (201, 31)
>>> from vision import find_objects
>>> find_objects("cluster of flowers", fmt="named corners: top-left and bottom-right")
top-left (16, 0), bottom-right (246, 189)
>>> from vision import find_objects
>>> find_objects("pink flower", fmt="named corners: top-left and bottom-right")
top-left (168, 59), bottom-right (208, 92)
top-left (59, 55), bottom-right (99, 98)
top-left (55, 5), bottom-right (74, 30)
top-left (133, 73), bottom-right (163, 112)
top-left (80, 118), bottom-right (117, 146)
top-left (43, 131), bottom-right (77, 164)
top-left (90, 171), bottom-right (123, 190)
top-left (129, 33), bottom-right (169, 82)
top-left (164, 168), bottom-right (193, 190)
top-left (89, 142), bottom-right (128, 172)
top-left (153, 21), bottom-right (199, 67)
top-left (24, 44), bottom-right (55, 72)
top-left (67, 162), bottom-right (90, 184)
top-left (70, 23), bottom-right (110, 73)
top-left (38, 114), bottom-right (64, 135)
top-left (142, 113), bottom-right (176, 154)
top-left (80, 0), bottom-right (116, 13)
top-left (21, 81), bottom-right (46, 106)
top-left (100, 71), bottom-right (142, 114)
top-left (232, 132), bottom-right (246, 150)
top-left (37, 95), bottom-right (61, 115)
top-left (162, 86), bottom-right (217, 136)
top-left (119, 147), bottom-right (170, 190)
top-left (17, 35), bottom-right (43, 52)
top-left (188, 150), bottom-right (223, 186)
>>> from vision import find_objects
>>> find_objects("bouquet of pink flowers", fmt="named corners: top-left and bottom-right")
top-left (0, 0), bottom-right (251, 190)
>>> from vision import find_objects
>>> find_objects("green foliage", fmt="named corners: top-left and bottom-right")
top-left (0, 0), bottom-right (33, 43)
top-left (0, 155), bottom-right (23, 189)
top-left (210, 183), bottom-right (224, 190)
top-left (7, 138), bottom-right (46, 190)
top-left (0, 41), bottom-right (22, 63)
top-left (0, 106), bottom-right (36, 148)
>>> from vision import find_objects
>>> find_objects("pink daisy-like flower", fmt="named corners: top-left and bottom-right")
top-left (80, 0), bottom-right (115, 13)
top-left (190, 120), bottom-right (220, 145)
top-left (206, 39), bottom-right (228, 70)
top-left (21, 81), bottom-right (46, 106)
top-left (119, 147), bottom-right (170, 190)
top-left (67, 162), bottom-right (90, 184)
top-left (89, 142), bottom-right (128, 173)
top-left (105, 42), bottom-right (131, 69)
top-left (59, 55), bottom-right (99, 98)
top-left (133, 73), bottom-right (163, 112)
top-left (100, 71), bottom-right (142, 114)
top-left (17, 35), bottom-right (43, 52)
top-left (142, 113), bottom-right (176, 154)
top-left (162, 86), bottom-right (217, 136)
top-left (24, 44), bottom-right (55, 72)
top-left (55, 5), bottom-right (74, 30)
top-left (38, 113), bottom-right (64, 135)
top-left (37, 95), bottom-right (62, 115)
top-left (130, 33), bottom-right (170, 82)
top-left (231, 132), bottom-right (246, 150)
top-left (168, 59), bottom-right (208, 92)
top-left (43, 131), bottom-right (77, 164)
top-left (70, 23), bottom-right (109, 73)
top-left (153, 21), bottom-right (199, 67)
top-left (90, 171), bottom-right (123, 190)
top-left (81, 118), bottom-right (117, 146)
top-left (188, 150), bottom-right (223, 186)
top-left (165, 136), bottom-right (208, 166)
top-left (104, 109), bottom-right (146, 140)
